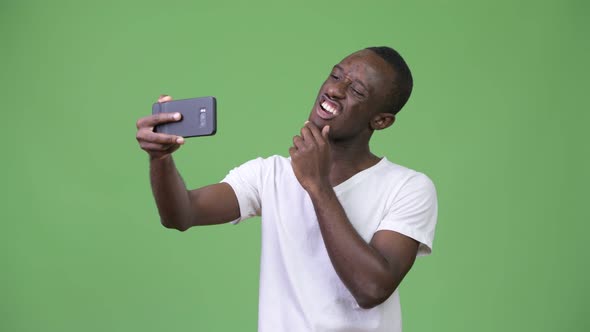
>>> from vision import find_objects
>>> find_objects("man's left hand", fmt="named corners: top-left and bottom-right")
top-left (289, 122), bottom-right (331, 193)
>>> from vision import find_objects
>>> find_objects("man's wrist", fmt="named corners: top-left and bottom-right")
top-left (150, 153), bottom-right (172, 163)
top-left (305, 179), bottom-right (335, 201)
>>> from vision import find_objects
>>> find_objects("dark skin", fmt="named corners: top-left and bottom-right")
top-left (136, 95), bottom-right (240, 230)
top-left (135, 50), bottom-right (419, 309)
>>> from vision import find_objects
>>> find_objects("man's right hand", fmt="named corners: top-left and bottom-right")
top-left (136, 95), bottom-right (185, 160)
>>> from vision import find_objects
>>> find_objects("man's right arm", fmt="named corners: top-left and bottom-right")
top-left (137, 95), bottom-right (240, 231)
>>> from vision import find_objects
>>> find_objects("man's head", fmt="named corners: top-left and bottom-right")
top-left (308, 46), bottom-right (413, 142)
top-left (365, 46), bottom-right (413, 115)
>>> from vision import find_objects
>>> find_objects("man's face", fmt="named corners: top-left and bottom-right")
top-left (308, 49), bottom-right (395, 140)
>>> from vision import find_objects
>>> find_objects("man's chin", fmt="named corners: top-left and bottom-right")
top-left (308, 116), bottom-right (324, 129)
top-left (308, 109), bottom-right (324, 126)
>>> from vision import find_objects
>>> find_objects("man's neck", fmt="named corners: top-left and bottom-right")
top-left (328, 141), bottom-right (381, 187)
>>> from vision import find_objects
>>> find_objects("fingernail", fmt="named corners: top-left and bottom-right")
top-left (173, 113), bottom-right (181, 120)
top-left (176, 137), bottom-right (184, 144)
top-left (304, 121), bottom-right (310, 124)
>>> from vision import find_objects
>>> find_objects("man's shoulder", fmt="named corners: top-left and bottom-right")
top-left (378, 157), bottom-right (436, 191)
top-left (263, 154), bottom-right (291, 163)
top-left (228, 155), bottom-right (291, 176)
top-left (241, 154), bottom-right (290, 168)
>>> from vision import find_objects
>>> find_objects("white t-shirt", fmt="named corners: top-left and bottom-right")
top-left (222, 155), bottom-right (437, 332)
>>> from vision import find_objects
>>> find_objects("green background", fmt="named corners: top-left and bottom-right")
top-left (2, 0), bottom-right (588, 331)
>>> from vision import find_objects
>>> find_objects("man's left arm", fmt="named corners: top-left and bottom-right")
top-left (289, 123), bottom-right (422, 309)
top-left (306, 180), bottom-right (419, 309)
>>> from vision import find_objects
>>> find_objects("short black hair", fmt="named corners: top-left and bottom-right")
top-left (366, 46), bottom-right (413, 115)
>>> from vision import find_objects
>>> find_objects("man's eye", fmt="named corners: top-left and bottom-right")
top-left (351, 88), bottom-right (364, 97)
top-left (330, 74), bottom-right (339, 79)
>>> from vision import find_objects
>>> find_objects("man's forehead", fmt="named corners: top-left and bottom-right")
top-left (335, 50), bottom-right (393, 82)
top-left (337, 50), bottom-right (372, 67)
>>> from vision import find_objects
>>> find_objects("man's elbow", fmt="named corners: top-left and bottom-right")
top-left (160, 218), bottom-right (190, 232)
top-left (356, 294), bottom-right (390, 310)
top-left (354, 283), bottom-right (396, 309)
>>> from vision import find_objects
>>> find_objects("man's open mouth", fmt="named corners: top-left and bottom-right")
top-left (320, 101), bottom-right (338, 114)
top-left (317, 97), bottom-right (341, 119)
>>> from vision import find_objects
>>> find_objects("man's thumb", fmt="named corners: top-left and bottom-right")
top-left (322, 125), bottom-right (330, 139)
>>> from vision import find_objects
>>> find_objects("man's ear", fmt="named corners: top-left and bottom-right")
top-left (370, 113), bottom-right (395, 130)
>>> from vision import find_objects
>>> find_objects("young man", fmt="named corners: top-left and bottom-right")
top-left (136, 46), bottom-right (438, 332)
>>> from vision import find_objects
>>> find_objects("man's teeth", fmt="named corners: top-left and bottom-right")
top-left (321, 101), bottom-right (337, 114)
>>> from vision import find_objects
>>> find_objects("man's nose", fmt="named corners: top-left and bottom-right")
top-left (326, 80), bottom-right (347, 99)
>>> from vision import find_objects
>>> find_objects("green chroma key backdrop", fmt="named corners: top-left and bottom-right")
top-left (1, 0), bottom-right (588, 331)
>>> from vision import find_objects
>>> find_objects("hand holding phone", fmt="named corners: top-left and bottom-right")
top-left (152, 96), bottom-right (217, 138)
top-left (137, 95), bottom-right (217, 159)
top-left (136, 95), bottom-right (198, 160)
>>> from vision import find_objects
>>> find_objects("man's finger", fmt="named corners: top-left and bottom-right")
top-left (138, 130), bottom-right (184, 145)
top-left (137, 112), bottom-right (182, 128)
top-left (157, 95), bottom-right (173, 103)
top-left (321, 125), bottom-right (330, 139)
top-left (293, 135), bottom-right (305, 149)
top-left (300, 126), bottom-right (315, 145)
top-left (140, 141), bottom-right (177, 152)
top-left (305, 122), bottom-right (325, 144)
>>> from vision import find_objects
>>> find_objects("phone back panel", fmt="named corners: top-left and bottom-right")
top-left (152, 96), bottom-right (216, 137)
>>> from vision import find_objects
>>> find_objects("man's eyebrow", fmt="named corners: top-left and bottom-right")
top-left (333, 65), bottom-right (368, 90)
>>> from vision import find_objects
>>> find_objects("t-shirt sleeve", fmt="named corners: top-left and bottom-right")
top-left (220, 157), bottom-right (265, 224)
top-left (376, 173), bottom-right (438, 257)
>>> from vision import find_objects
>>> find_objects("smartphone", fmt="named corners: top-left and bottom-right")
top-left (152, 96), bottom-right (217, 138)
